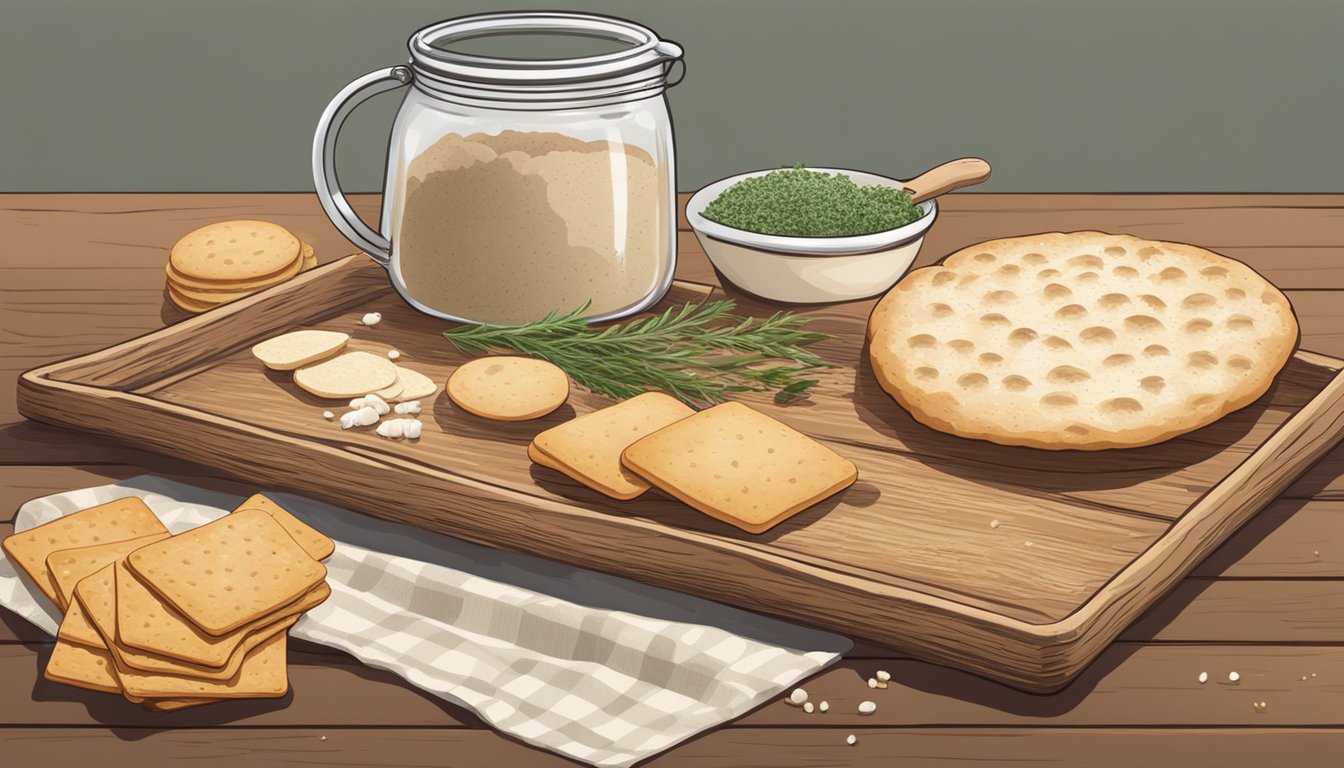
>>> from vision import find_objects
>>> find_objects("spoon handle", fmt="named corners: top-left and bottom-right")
top-left (903, 158), bottom-right (992, 205)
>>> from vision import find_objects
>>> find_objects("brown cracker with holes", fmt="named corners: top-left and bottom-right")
top-left (2, 497), bottom-right (167, 606)
top-left (110, 631), bottom-right (290, 701)
top-left (46, 532), bottom-right (170, 611)
top-left (867, 231), bottom-right (1300, 449)
top-left (116, 557), bottom-right (328, 666)
top-left (45, 638), bottom-right (122, 694)
top-left (125, 508), bottom-right (326, 636)
top-left (232, 493), bottom-right (335, 561)
top-left (531, 392), bottom-right (696, 499)
top-left (76, 562), bottom-right (300, 682)
top-left (621, 401), bottom-right (858, 533)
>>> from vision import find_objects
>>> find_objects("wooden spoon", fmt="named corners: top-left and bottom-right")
top-left (902, 157), bottom-right (992, 205)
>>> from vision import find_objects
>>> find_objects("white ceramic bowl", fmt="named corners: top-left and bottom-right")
top-left (685, 167), bottom-right (937, 303)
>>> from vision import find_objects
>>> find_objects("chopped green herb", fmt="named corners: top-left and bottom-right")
top-left (702, 164), bottom-right (924, 237)
top-left (443, 300), bottom-right (831, 405)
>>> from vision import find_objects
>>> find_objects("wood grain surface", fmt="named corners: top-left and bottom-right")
top-left (2, 192), bottom-right (1342, 766)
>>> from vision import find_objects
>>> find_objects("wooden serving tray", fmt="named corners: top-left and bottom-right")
top-left (18, 255), bottom-right (1344, 692)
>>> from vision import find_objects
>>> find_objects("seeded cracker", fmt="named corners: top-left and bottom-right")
top-left (531, 392), bottom-right (695, 499)
top-left (125, 508), bottom-right (326, 636)
top-left (2, 496), bottom-right (167, 607)
top-left (621, 402), bottom-right (858, 533)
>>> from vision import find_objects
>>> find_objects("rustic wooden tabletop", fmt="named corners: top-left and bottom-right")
top-left (1, 193), bottom-right (1341, 766)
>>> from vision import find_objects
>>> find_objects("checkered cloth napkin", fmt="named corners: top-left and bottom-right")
top-left (0, 476), bottom-right (850, 767)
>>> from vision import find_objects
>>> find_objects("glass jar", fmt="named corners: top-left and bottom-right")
top-left (313, 12), bottom-right (684, 325)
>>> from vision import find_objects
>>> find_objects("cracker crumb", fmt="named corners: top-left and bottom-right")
top-left (387, 349), bottom-right (401, 360)
top-left (990, 519), bottom-right (1000, 529)
top-left (361, 312), bottom-right (382, 326)
top-left (1301, 675), bottom-right (1308, 681)
top-left (857, 700), bottom-right (876, 715)
top-left (1228, 671), bottom-right (1240, 683)
top-left (846, 734), bottom-right (857, 746)
top-left (787, 688), bottom-right (808, 706)
top-left (1311, 672), bottom-right (1317, 678)
top-left (803, 702), bottom-right (814, 713)
top-left (322, 410), bottom-right (334, 420)
top-left (1024, 540), bottom-right (1034, 548)
top-left (319, 735), bottom-right (328, 742)
top-left (867, 677), bottom-right (878, 689)
top-left (876, 669), bottom-right (891, 683)
top-left (1198, 671), bottom-right (1208, 684)
top-left (1253, 701), bottom-right (1267, 713)
top-left (819, 701), bottom-right (829, 713)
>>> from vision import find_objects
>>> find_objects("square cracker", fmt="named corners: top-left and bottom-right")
top-left (232, 493), bottom-right (334, 561)
top-left (57, 595), bottom-right (106, 649)
top-left (45, 638), bottom-right (122, 695)
top-left (111, 632), bottom-right (289, 701)
top-left (126, 508), bottom-right (326, 636)
top-left (530, 392), bottom-right (695, 499)
top-left (47, 532), bottom-right (170, 611)
top-left (115, 559), bottom-right (327, 667)
top-left (2, 496), bottom-right (167, 606)
top-left (77, 562), bottom-right (305, 682)
top-left (621, 401), bottom-right (858, 534)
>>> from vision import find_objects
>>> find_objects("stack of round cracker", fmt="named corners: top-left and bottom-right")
top-left (867, 232), bottom-right (1299, 450)
top-left (166, 220), bottom-right (318, 313)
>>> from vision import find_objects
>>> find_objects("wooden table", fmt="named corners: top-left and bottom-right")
top-left (1, 193), bottom-right (1341, 766)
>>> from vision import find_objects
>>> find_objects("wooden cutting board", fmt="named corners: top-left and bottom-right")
top-left (18, 254), bottom-right (1344, 692)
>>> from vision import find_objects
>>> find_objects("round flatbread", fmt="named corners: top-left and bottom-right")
top-left (447, 356), bottom-right (569, 421)
top-left (293, 351), bottom-right (398, 399)
top-left (170, 220), bottom-right (301, 282)
top-left (165, 285), bottom-right (218, 314)
top-left (251, 330), bottom-right (349, 371)
top-left (867, 231), bottom-right (1299, 450)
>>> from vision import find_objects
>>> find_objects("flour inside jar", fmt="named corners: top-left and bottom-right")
top-left (394, 130), bottom-right (663, 325)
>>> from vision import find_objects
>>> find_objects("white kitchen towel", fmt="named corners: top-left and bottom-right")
top-left (0, 476), bottom-right (849, 767)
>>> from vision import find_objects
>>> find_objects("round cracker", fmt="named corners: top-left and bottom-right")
top-left (447, 356), bottom-right (569, 421)
top-left (391, 366), bottom-right (438, 401)
top-left (293, 351), bottom-right (398, 399)
top-left (165, 285), bottom-right (218, 314)
top-left (300, 241), bottom-right (317, 271)
top-left (867, 231), bottom-right (1299, 450)
top-left (170, 220), bottom-right (301, 282)
top-left (251, 330), bottom-right (350, 371)
top-left (166, 250), bottom-right (302, 292)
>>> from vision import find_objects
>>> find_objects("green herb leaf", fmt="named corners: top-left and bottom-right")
top-left (443, 301), bottom-right (831, 405)
top-left (701, 164), bottom-right (924, 237)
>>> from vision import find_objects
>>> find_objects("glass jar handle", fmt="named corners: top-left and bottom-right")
top-left (311, 66), bottom-right (413, 268)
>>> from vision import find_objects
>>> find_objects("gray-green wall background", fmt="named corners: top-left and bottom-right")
top-left (2, 0), bottom-right (1339, 192)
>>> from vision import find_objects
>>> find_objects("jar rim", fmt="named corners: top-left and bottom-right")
top-left (408, 11), bottom-right (682, 86)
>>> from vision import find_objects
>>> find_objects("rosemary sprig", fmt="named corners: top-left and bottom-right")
top-left (443, 301), bottom-right (831, 405)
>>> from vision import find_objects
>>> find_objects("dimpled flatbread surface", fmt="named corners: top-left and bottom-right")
top-left (867, 231), bottom-right (1300, 450)
top-left (2, 496), bottom-right (168, 606)
top-left (125, 508), bottom-right (326, 636)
